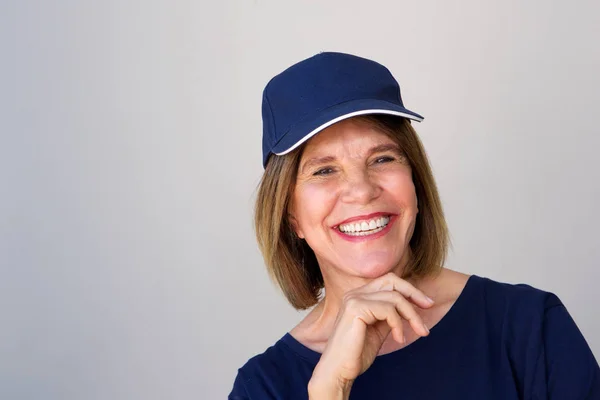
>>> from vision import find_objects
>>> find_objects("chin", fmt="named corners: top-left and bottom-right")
top-left (348, 256), bottom-right (400, 279)
top-left (318, 249), bottom-right (406, 282)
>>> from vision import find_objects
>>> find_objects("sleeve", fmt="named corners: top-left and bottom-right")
top-left (228, 370), bottom-right (250, 400)
top-left (535, 296), bottom-right (600, 399)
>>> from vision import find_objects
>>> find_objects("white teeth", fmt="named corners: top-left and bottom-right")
top-left (338, 216), bottom-right (391, 236)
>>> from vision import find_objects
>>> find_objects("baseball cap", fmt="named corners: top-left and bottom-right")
top-left (261, 51), bottom-right (423, 168)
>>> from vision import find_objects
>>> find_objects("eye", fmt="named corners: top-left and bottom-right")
top-left (374, 156), bottom-right (395, 164)
top-left (313, 167), bottom-right (334, 176)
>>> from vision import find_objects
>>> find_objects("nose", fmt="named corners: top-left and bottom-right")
top-left (340, 168), bottom-right (381, 205)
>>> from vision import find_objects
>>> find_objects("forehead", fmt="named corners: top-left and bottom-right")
top-left (301, 118), bottom-right (394, 157)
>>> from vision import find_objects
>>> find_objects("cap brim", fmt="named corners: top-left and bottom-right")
top-left (271, 99), bottom-right (423, 156)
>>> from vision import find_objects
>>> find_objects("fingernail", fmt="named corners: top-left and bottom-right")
top-left (426, 296), bottom-right (435, 304)
top-left (423, 324), bottom-right (430, 334)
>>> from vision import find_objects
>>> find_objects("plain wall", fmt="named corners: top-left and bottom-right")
top-left (2, 0), bottom-right (599, 398)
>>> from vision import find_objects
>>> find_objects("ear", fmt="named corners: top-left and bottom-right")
top-left (288, 213), bottom-right (305, 239)
top-left (415, 194), bottom-right (419, 214)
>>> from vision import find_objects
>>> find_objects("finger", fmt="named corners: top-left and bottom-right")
top-left (373, 320), bottom-right (404, 345)
top-left (351, 299), bottom-right (406, 343)
top-left (361, 291), bottom-right (430, 337)
top-left (361, 272), bottom-right (435, 309)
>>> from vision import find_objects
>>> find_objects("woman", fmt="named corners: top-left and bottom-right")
top-left (229, 52), bottom-right (600, 399)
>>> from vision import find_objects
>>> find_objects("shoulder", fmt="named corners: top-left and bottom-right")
top-left (229, 340), bottom-right (285, 399)
top-left (434, 269), bottom-right (560, 327)
top-left (471, 276), bottom-right (589, 371)
top-left (472, 276), bottom-right (600, 397)
top-left (239, 339), bottom-right (292, 372)
top-left (233, 338), bottom-right (288, 384)
top-left (457, 274), bottom-right (565, 351)
top-left (473, 274), bottom-right (561, 320)
top-left (229, 334), bottom-right (316, 399)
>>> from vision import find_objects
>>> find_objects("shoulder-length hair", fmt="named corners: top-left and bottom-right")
top-left (254, 115), bottom-right (449, 310)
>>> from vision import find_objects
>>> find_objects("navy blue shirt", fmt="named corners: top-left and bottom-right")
top-left (229, 275), bottom-right (600, 399)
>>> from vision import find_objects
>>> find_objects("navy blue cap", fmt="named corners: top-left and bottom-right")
top-left (261, 52), bottom-right (423, 167)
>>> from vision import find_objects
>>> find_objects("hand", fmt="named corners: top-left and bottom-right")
top-left (308, 272), bottom-right (434, 398)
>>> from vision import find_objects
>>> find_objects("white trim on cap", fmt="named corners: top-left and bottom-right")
top-left (274, 109), bottom-right (424, 156)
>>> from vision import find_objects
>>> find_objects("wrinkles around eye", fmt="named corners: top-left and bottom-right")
top-left (374, 156), bottom-right (395, 164)
top-left (313, 167), bottom-right (335, 176)
top-left (311, 158), bottom-right (397, 176)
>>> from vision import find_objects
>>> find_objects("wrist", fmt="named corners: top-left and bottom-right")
top-left (308, 374), bottom-right (353, 400)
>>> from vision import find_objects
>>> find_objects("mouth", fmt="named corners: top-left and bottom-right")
top-left (334, 212), bottom-right (394, 238)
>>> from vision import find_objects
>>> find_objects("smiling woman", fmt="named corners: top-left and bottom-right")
top-left (229, 52), bottom-right (600, 399)
top-left (255, 115), bottom-right (448, 310)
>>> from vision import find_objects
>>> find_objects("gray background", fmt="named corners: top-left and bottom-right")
top-left (2, 0), bottom-right (599, 398)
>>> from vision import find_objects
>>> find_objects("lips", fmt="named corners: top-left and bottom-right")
top-left (338, 215), bottom-right (390, 235)
top-left (333, 212), bottom-right (397, 240)
top-left (334, 212), bottom-right (393, 227)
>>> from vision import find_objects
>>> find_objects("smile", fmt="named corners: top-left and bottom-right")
top-left (337, 215), bottom-right (391, 237)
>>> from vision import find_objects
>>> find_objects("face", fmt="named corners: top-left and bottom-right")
top-left (289, 118), bottom-right (419, 280)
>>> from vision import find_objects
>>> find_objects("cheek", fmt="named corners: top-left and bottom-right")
top-left (381, 173), bottom-right (417, 206)
top-left (294, 182), bottom-right (338, 230)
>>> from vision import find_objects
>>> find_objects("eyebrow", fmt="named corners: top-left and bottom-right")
top-left (370, 143), bottom-right (403, 155)
top-left (300, 143), bottom-right (403, 174)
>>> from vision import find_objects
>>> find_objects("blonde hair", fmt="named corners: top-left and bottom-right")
top-left (254, 115), bottom-right (449, 309)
